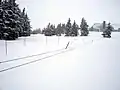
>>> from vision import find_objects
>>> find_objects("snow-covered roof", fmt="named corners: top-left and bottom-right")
top-left (92, 23), bottom-right (120, 30)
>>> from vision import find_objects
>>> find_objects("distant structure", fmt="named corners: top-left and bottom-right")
top-left (90, 22), bottom-right (120, 32)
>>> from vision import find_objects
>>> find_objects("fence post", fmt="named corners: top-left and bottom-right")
top-left (24, 38), bottom-right (26, 46)
top-left (5, 40), bottom-right (7, 55)
top-left (58, 36), bottom-right (59, 45)
top-left (46, 36), bottom-right (47, 45)
top-left (65, 41), bottom-right (70, 49)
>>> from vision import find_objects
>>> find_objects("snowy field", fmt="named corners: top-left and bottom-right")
top-left (0, 32), bottom-right (120, 90)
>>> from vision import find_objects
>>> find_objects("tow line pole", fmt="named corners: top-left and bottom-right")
top-left (65, 41), bottom-right (70, 49)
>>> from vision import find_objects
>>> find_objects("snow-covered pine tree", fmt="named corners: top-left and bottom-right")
top-left (42, 28), bottom-right (46, 34)
top-left (65, 18), bottom-right (71, 36)
top-left (56, 23), bottom-right (62, 36)
top-left (80, 18), bottom-right (89, 36)
top-left (44, 23), bottom-right (52, 36)
top-left (0, 0), bottom-right (31, 40)
top-left (61, 23), bottom-right (66, 34)
top-left (0, 0), bottom-right (4, 39)
top-left (11, 0), bottom-right (23, 37)
top-left (71, 20), bottom-right (78, 36)
top-left (50, 24), bottom-right (55, 35)
top-left (1, 0), bottom-right (19, 40)
top-left (21, 8), bottom-right (31, 36)
top-left (102, 23), bottom-right (112, 38)
top-left (32, 28), bottom-right (41, 34)
top-left (24, 13), bottom-right (31, 36)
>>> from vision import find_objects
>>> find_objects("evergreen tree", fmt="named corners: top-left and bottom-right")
top-left (80, 18), bottom-right (89, 36)
top-left (50, 24), bottom-right (55, 35)
top-left (24, 13), bottom-right (31, 36)
top-left (0, 1), bottom-right (4, 39)
top-left (42, 27), bottom-right (46, 34)
top-left (65, 18), bottom-right (71, 36)
top-left (44, 23), bottom-right (56, 36)
top-left (102, 23), bottom-right (112, 38)
top-left (0, 0), bottom-right (31, 40)
top-left (61, 23), bottom-right (66, 34)
top-left (71, 20), bottom-right (78, 36)
top-left (44, 23), bottom-right (50, 36)
top-left (32, 28), bottom-right (41, 34)
top-left (2, 0), bottom-right (19, 40)
top-left (56, 23), bottom-right (62, 36)
top-left (20, 8), bottom-right (31, 36)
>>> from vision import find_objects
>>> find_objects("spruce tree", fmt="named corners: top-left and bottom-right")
top-left (44, 23), bottom-right (52, 36)
top-left (61, 23), bottom-right (66, 34)
top-left (2, 0), bottom-right (19, 40)
top-left (102, 23), bottom-right (112, 38)
top-left (0, 0), bottom-right (31, 40)
top-left (24, 13), bottom-right (31, 36)
top-left (0, 1), bottom-right (4, 39)
top-left (65, 18), bottom-right (71, 36)
top-left (71, 20), bottom-right (78, 36)
top-left (80, 18), bottom-right (89, 36)
top-left (50, 24), bottom-right (55, 35)
top-left (32, 28), bottom-right (41, 34)
top-left (20, 8), bottom-right (31, 36)
top-left (56, 23), bottom-right (62, 36)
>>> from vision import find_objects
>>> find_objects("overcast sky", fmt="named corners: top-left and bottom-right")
top-left (17, 0), bottom-right (120, 29)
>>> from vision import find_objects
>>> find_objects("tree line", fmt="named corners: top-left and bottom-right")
top-left (42, 18), bottom-right (89, 36)
top-left (0, 0), bottom-right (31, 40)
top-left (42, 19), bottom-right (113, 38)
top-left (31, 28), bottom-right (41, 34)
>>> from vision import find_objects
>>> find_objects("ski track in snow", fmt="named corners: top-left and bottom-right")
top-left (0, 32), bottom-right (120, 90)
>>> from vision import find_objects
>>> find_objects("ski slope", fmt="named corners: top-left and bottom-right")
top-left (0, 32), bottom-right (120, 90)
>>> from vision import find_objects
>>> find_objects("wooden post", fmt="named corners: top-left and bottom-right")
top-left (5, 40), bottom-right (7, 55)
top-left (24, 38), bottom-right (26, 46)
top-left (46, 36), bottom-right (47, 45)
top-left (65, 41), bottom-right (70, 49)
top-left (58, 36), bottom-right (59, 45)
top-left (92, 40), bottom-right (93, 43)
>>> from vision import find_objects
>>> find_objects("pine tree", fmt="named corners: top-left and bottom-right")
top-left (32, 28), bottom-right (41, 34)
top-left (12, 1), bottom-right (22, 37)
top-left (56, 23), bottom-right (62, 36)
top-left (20, 8), bottom-right (31, 36)
top-left (24, 13), bottom-right (31, 36)
top-left (1, 0), bottom-right (19, 40)
top-left (0, 0), bottom-right (31, 40)
top-left (61, 23), bottom-right (66, 34)
top-left (102, 23), bottom-right (112, 38)
top-left (42, 28), bottom-right (46, 34)
top-left (0, 0), bottom-right (4, 39)
top-left (44, 23), bottom-right (52, 36)
top-left (65, 18), bottom-right (71, 36)
top-left (71, 20), bottom-right (78, 36)
top-left (80, 18), bottom-right (89, 36)
top-left (50, 24), bottom-right (55, 35)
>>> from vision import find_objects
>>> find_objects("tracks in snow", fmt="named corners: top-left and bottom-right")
top-left (0, 37), bottom-right (103, 73)
top-left (0, 47), bottom-right (74, 73)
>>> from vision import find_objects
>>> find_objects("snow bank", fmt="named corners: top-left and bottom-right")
top-left (0, 32), bottom-right (120, 90)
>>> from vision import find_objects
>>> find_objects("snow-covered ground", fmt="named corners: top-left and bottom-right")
top-left (0, 32), bottom-right (120, 90)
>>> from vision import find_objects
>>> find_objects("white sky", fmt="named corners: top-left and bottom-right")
top-left (17, 0), bottom-right (120, 29)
